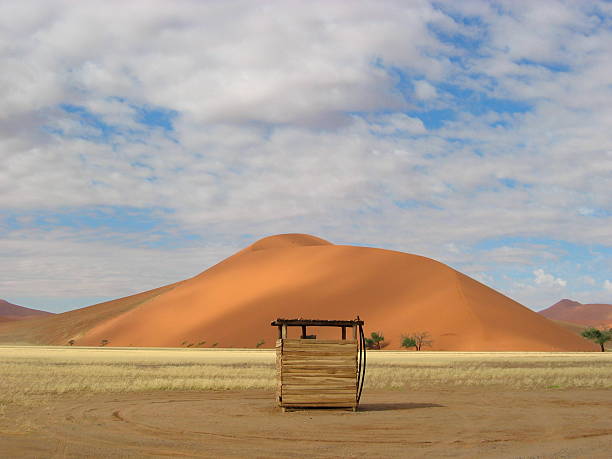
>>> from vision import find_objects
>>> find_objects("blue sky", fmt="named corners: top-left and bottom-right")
top-left (1, 0), bottom-right (611, 313)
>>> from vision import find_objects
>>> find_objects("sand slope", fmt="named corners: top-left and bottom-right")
top-left (551, 319), bottom-right (588, 336)
top-left (540, 299), bottom-right (612, 328)
top-left (0, 299), bottom-right (53, 321)
top-left (66, 234), bottom-right (594, 351)
top-left (0, 284), bottom-right (178, 345)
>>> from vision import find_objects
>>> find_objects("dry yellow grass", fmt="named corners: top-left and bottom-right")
top-left (366, 351), bottom-right (612, 389)
top-left (1, 346), bottom-right (610, 414)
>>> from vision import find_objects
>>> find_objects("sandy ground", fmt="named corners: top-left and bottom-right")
top-left (1, 388), bottom-right (611, 458)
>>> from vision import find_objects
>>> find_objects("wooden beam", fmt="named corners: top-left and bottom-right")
top-left (341, 326), bottom-right (346, 340)
top-left (352, 325), bottom-right (357, 339)
top-left (301, 325), bottom-right (307, 338)
top-left (281, 324), bottom-right (287, 339)
top-left (272, 319), bottom-right (364, 327)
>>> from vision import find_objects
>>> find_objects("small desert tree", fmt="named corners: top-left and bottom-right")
top-left (581, 327), bottom-right (612, 352)
top-left (68, 339), bottom-right (75, 346)
top-left (365, 331), bottom-right (385, 350)
top-left (401, 335), bottom-right (417, 350)
top-left (256, 339), bottom-right (265, 348)
top-left (100, 339), bottom-right (109, 347)
top-left (409, 331), bottom-right (432, 351)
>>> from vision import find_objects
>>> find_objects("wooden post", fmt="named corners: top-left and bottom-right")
top-left (301, 325), bottom-right (307, 338)
top-left (277, 326), bottom-right (283, 339)
top-left (352, 325), bottom-right (357, 340)
top-left (281, 324), bottom-right (287, 339)
top-left (341, 326), bottom-right (346, 340)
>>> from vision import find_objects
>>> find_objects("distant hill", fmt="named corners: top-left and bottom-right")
top-left (0, 234), bottom-right (597, 351)
top-left (539, 299), bottom-right (612, 328)
top-left (0, 299), bottom-right (53, 321)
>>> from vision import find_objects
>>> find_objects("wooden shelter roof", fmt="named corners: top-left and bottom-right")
top-left (271, 318), bottom-right (364, 327)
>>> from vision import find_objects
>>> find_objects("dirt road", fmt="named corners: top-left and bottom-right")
top-left (1, 388), bottom-right (610, 458)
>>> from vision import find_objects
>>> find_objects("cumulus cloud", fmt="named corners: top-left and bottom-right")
top-left (0, 0), bottom-right (610, 310)
top-left (533, 269), bottom-right (567, 288)
top-left (0, 0), bottom-right (454, 127)
top-left (413, 80), bottom-right (437, 100)
top-left (582, 276), bottom-right (596, 286)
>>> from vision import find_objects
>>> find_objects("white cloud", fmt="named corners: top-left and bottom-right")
top-left (0, 228), bottom-right (239, 304)
top-left (533, 269), bottom-right (567, 288)
top-left (582, 276), bottom-right (596, 286)
top-left (0, 1), bottom-right (610, 311)
top-left (0, 0), bottom-right (454, 127)
top-left (482, 246), bottom-right (559, 265)
top-left (604, 280), bottom-right (612, 293)
top-left (368, 113), bottom-right (427, 135)
top-left (414, 80), bottom-right (437, 100)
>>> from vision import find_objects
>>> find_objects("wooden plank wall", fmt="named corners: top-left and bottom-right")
top-left (278, 339), bottom-right (357, 408)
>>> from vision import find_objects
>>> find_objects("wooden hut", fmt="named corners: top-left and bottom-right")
top-left (272, 318), bottom-right (366, 411)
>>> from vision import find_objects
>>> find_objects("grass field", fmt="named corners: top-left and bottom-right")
top-left (1, 346), bottom-right (610, 414)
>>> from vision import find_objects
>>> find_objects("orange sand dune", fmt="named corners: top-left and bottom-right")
top-left (551, 319), bottom-right (587, 336)
top-left (66, 234), bottom-right (594, 351)
top-left (0, 284), bottom-right (178, 345)
top-left (539, 299), bottom-right (612, 328)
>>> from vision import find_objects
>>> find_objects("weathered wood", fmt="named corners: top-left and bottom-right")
top-left (282, 395), bottom-right (355, 401)
top-left (341, 326), bottom-right (346, 340)
top-left (281, 362), bottom-right (355, 370)
top-left (276, 330), bottom-right (359, 410)
top-left (281, 354), bottom-right (355, 361)
top-left (282, 396), bottom-right (355, 403)
top-left (282, 339), bottom-right (357, 345)
top-left (282, 400), bottom-right (355, 405)
top-left (282, 345), bottom-right (355, 350)
top-left (272, 319), bottom-right (364, 327)
top-left (283, 347), bottom-right (355, 359)
top-left (282, 374), bottom-right (355, 380)
top-left (282, 350), bottom-right (355, 356)
top-left (282, 403), bottom-right (356, 408)
top-left (283, 354), bottom-right (355, 359)
top-left (281, 369), bottom-right (356, 377)
top-left (282, 378), bottom-right (355, 385)
top-left (282, 351), bottom-right (355, 358)
top-left (282, 401), bottom-right (355, 405)
top-left (281, 361), bottom-right (356, 368)
top-left (282, 386), bottom-right (356, 393)
top-left (283, 360), bottom-right (355, 365)
top-left (283, 373), bottom-right (355, 386)
top-left (282, 348), bottom-right (356, 354)
top-left (282, 377), bottom-right (355, 383)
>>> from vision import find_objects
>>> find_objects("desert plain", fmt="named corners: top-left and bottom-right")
top-left (1, 346), bottom-right (610, 458)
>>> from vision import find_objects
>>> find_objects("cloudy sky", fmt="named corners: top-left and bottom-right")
top-left (1, 0), bottom-right (611, 313)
